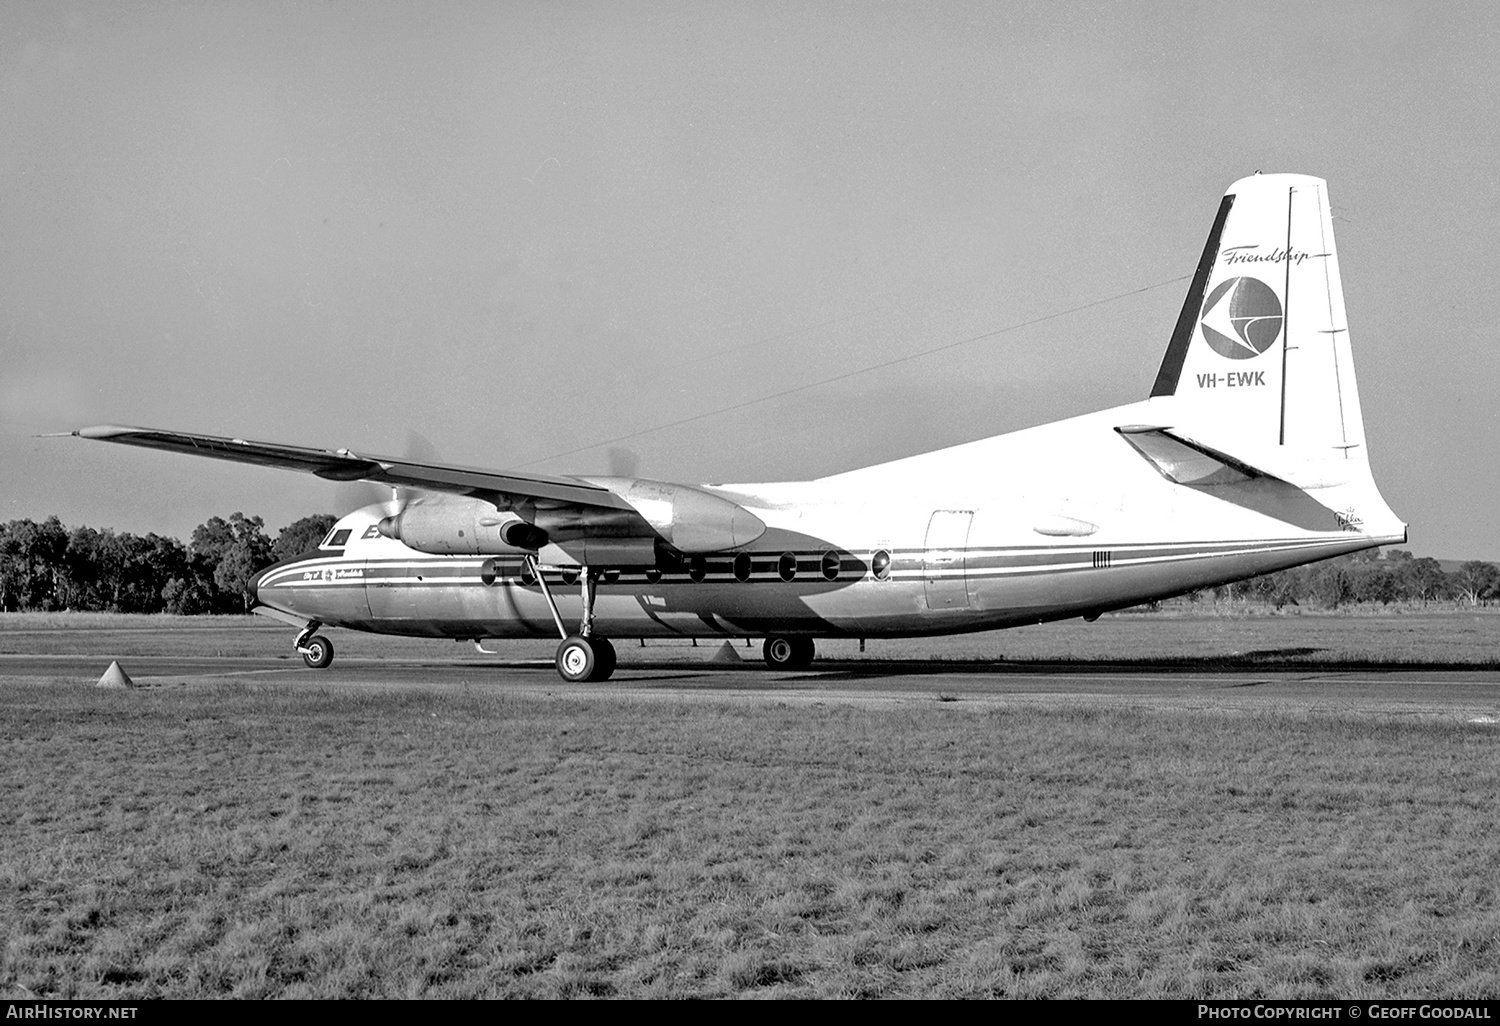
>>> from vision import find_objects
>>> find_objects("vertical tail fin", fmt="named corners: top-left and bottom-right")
top-left (1150, 174), bottom-right (1365, 460)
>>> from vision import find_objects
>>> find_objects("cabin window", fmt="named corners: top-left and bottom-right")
top-left (645, 569), bottom-right (663, 584)
top-left (689, 556), bottom-right (707, 583)
top-left (871, 549), bottom-right (892, 581)
top-left (821, 551), bottom-right (841, 581)
top-left (480, 559), bottom-right (500, 586)
top-left (778, 552), bottom-right (797, 582)
top-left (733, 553), bottom-right (752, 583)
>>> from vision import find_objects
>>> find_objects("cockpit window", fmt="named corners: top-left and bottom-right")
top-left (323, 528), bottom-right (352, 548)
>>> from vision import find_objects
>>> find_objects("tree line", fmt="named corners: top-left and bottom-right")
top-left (1192, 549), bottom-right (1500, 609)
top-left (0, 514), bottom-right (1497, 614)
top-left (0, 514), bottom-right (334, 614)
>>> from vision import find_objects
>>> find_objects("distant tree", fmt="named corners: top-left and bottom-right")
top-left (0, 522), bottom-right (23, 610)
top-left (1398, 557), bottom-right (1449, 604)
top-left (190, 516), bottom-right (236, 562)
top-left (1454, 561), bottom-right (1500, 607)
top-left (1309, 560), bottom-right (1353, 609)
top-left (60, 525), bottom-right (107, 610)
top-left (118, 533), bottom-right (190, 613)
top-left (1351, 561), bottom-right (1399, 605)
top-left (192, 513), bottom-right (275, 612)
top-left (161, 575), bottom-right (213, 615)
top-left (0, 517), bottom-right (69, 611)
top-left (274, 514), bottom-right (337, 560)
top-left (1246, 567), bottom-right (1302, 608)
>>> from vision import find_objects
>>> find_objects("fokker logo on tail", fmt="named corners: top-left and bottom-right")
top-left (1199, 276), bottom-right (1282, 359)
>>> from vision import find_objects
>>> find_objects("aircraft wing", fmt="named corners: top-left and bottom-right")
top-left (70, 425), bottom-right (636, 511)
top-left (70, 424), bottom-right (767, 552)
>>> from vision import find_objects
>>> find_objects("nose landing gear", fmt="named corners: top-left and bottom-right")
top-left (301, 635), bottom-right (335, 669)
top-left (293, 622), bottom-right (334, 669)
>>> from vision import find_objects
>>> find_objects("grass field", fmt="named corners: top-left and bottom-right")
top-left (1, 604), bottom-right (1498, 667)
top-left (2, 612), bottom-right (1499, 998)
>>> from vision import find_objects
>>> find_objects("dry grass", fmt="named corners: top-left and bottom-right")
top-left (3, 678), bottom-right (1498, 998)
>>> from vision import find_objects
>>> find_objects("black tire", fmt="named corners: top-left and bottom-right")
top-left (555, 635), bottom-right (596, 682)
top-left (302, 635), bottom-right (334, 669)
top-left (589, 637), bottom-right (617, 682)
top-left (763, 635), bottom-right (815, 670)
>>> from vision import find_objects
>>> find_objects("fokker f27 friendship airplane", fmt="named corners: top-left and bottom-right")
top-left (74, 174), bottom-right (1405, 682)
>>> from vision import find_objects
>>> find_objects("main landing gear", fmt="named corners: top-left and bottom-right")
top-left (294, 622), bottom-right (334, 669)
top-left (762, 635), bottom-right (815, 670)
top-left (531, 556), bottom-right (617, 682)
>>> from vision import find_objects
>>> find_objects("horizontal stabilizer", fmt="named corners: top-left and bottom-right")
top-left (1114, 425), bottom-right (1285, 487)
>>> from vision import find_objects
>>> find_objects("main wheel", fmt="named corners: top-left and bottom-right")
top-left (762, 635), bottom-right (815, 670)
top-left (555, 635), bottom-right (596, 682)
top-left (302, 635), bottom-right (334, 669)
top-left (590, 637), bottom-right (617, 682)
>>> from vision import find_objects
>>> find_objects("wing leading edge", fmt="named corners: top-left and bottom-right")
top-left (72, 424), bottom-right (635, 511)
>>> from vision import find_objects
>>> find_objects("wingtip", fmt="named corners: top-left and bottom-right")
top-left (69, 425), bottom-right (144, 440)
top-left (37, 425), bottom-right (140, 439)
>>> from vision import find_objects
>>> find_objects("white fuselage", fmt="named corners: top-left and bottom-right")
top-left (253, 397), bottom-right (1405, 641)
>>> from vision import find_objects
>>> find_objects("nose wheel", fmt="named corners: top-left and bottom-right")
top-left (301, 635), bottom-right (335, 669)
top-left (293, 622), bottom-right (334, 669)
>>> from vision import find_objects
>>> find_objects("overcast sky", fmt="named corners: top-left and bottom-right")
top-left (3, 1), bottom-right (1496, 558)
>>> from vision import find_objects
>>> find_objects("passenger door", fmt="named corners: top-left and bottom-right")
top-left (923, 510), bottom-right (974, 610)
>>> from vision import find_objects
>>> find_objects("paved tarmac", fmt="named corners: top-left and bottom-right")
top-left (5, 652), bottom-right (1500, 721)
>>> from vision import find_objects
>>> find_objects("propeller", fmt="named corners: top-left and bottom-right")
top-left (608, 445), bottom-right (641, 479)
top-left (333, 428), bottom-right (444, 514)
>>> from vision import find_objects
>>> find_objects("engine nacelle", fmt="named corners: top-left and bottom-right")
top-left (610, 479), bottom-right (766, 553)
top-left (377, 497), bottom-right (537, 555)
top-left (376, 482), bottom-right (766, 558)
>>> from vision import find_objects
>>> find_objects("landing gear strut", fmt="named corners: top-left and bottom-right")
top-left (529, 555), bottom-right (616, 682)
top-left (294, 621), bottom-right (334, 669)
top-left (763, 635), bottom-right (815, 670)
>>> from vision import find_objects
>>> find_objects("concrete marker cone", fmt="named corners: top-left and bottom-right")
top-left (710, 641), bottom-right (742, 664)
top-left (96, 661), bottom-right (135, 689)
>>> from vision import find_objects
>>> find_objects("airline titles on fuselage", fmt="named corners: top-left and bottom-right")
top-left (304, 567), bottom-right (365, 583)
